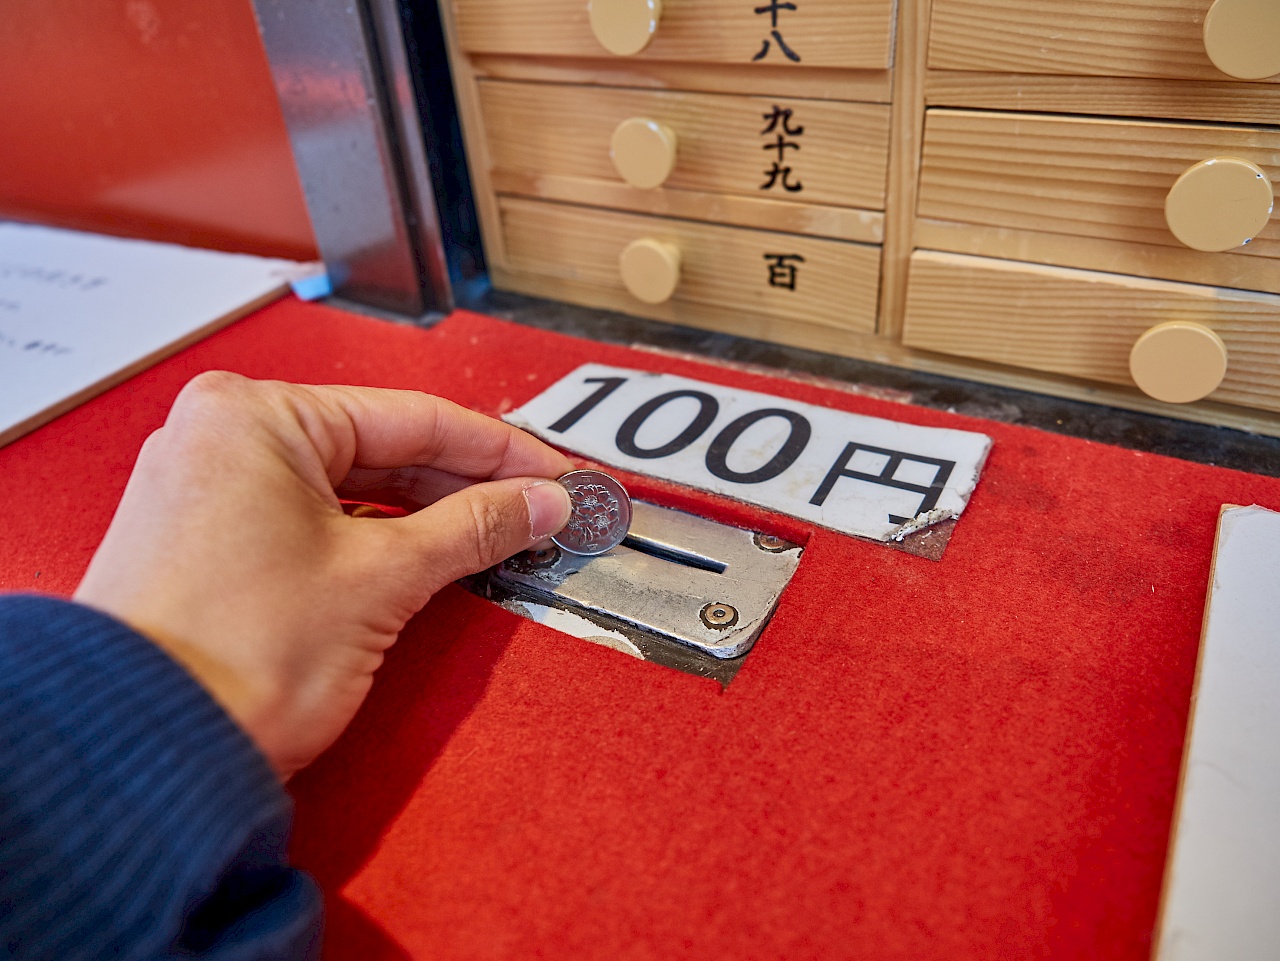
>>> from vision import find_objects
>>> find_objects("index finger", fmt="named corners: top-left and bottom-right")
top-left (285, 383), bottom-right (575, 484)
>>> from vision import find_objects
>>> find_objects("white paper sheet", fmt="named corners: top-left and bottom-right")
top-left (1156, 504), bottom-right (1280, 961)
top-left (0, 223), bottom-right (315, 446)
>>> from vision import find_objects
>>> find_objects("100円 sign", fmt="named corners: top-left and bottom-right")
top-left (505, 364), bottom-right (992, 543)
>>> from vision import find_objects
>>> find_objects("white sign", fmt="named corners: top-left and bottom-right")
top-left (506, 364), bottom-right (992, 542)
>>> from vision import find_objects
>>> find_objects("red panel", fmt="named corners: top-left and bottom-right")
top-left (0, 0), bottom-right (317, 260)
top-left (3, 299), bottom-right (1280, 958)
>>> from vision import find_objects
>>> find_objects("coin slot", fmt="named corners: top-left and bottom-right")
top-left (619, 534), bottom-right (727, 574)
top-left (485, 500), bottom-right (802, 681)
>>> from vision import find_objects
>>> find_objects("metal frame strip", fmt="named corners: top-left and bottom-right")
top-left (251, 0), bottom-right (451, 315)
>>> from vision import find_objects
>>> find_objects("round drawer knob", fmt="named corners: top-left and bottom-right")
top-left (1203, 0), bottom-right (1280, 80)
top-left (1129, 321), bottom-right (1228, 404)
top-left (1164, 157), bottom-right (1273, 252)
top-left (611, 118), bottom-right (678, 189)
top-left (619, 238), bottom-right (680, 303)
top-left (588, 0), bottom-right (662, 56)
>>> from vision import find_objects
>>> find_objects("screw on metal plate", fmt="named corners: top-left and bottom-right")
top-left (507, 545), bottom-right (561, 573)
top-left (492, 501), bottom-right (802, 660)
top-left (753, 533), bottom-right (791, 553)
top-left (700, 602), bottom-right (739, 630)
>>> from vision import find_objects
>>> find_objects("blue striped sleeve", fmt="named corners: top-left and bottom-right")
top-left (0, 594), bottom-right (322, 960)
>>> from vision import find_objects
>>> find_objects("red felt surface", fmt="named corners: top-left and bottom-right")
top-left (3, 298), bottom-right (1279, 960)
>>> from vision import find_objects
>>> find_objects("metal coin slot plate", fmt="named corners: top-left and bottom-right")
top-left (494, 501), bottom-right (802, 660)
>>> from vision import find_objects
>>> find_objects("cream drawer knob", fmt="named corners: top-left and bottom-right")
top-left (588, 0), bottom-right (662, 56)
top-left (1204, 0), bottom-right (1280, 80)
top-left (1129, 321), bottom-right (1228, 404)
top-left (610, 118), bottom-right (678, 189)
top-left (1164, 157), bottom-right (1273, 252)
top-left (620, 238), bottom-right (680, 303)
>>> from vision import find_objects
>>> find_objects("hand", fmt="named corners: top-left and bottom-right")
top-left (74, 372), bottom-right (574, 778)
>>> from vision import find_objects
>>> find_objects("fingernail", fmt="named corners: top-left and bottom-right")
top-left (524, 481), bottom-right (572, 541)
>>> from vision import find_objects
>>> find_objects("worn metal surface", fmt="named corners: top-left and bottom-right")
top-left (365, 0), bottom-right (452, 305)
top-left (251, 0), bottom-right (449, 314)
top-left (495, 501), bottom-right (801, 660)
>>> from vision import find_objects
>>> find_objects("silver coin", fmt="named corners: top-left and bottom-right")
top-left (551, 469), bottom-right (632, 556)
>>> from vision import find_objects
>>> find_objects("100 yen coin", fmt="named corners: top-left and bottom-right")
top-left (552, 470), bottom-right (632, 556)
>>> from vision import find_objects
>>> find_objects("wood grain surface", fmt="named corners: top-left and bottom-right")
top-left (489, 171), bottom-right (884, 243)
top-left (875, 0), bottom-right (932, 339)
top-left (443, 0), bottom-right (1280, 428)
top-left (471, 55), bottom-right (892, 102)
top-left (918, 110), bottom-right (1280, 261)
top-left (924, 71), bottom-right (1280, 126)
top-left (480, 80), bottom-right (890, 213)
top-left (914, 219), bottom-right (1280, 296)
top-left (454, 0), bottom-right (894, 69)
top-left (902, 250), bottom-right (1280, 413)
top-left (928, 0), bottom-right (1279, 83)
top-left (499, 197), bottom-right (881, 332)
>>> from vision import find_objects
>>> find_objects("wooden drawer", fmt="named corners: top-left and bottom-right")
top-left (902, 250), bottom-right (1280, 413)
top-left (498, 197), bottom-right (880, 332)
top-left (480, 80), bottom-right (890, 241)
top-left (918, 110), bottom-right (1280, 282)
top-left (928, 0), bottom-right (1280, 83)
top-left (453, 0), bottom-right (894, 70)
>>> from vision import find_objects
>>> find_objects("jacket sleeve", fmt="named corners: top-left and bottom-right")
top-left (0, 594), bottom-right (322, 961)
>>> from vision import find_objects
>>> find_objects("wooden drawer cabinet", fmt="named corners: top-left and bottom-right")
top-left (454, 0), bottom-right (895, 69)
top-left (929, 0), bottom-right (1280, 83)
top-left (903, 250), bottom-right (1280, 412)
top-left (918, 109), bottom-right (1280, 289)
top-left (499, 197), bottom-right (881, 333)
top-left (441, 0), bottom-right (1280, 432)
top-left (479, 80), bottom-right (890, 242)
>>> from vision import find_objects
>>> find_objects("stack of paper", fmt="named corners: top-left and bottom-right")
top-left (0, 223), bottom-right (323, 446)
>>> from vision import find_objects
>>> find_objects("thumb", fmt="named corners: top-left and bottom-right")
top-left (400, 476), bottom-right (572, 589)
